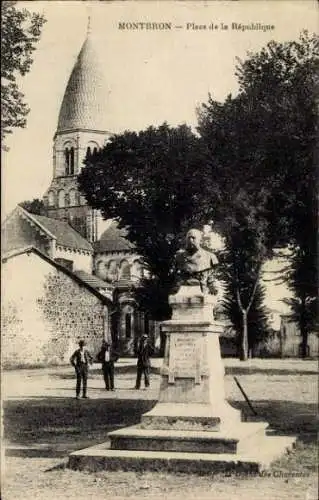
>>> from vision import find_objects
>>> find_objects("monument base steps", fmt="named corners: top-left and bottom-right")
top-left (68, 435), bottom-right (296, 474)
top-left (68, 285), bottom-right (296, 474)
top-left (108, 422), bottom-right (269, 454)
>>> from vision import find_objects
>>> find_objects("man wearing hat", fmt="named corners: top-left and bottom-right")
top-left (135, 333), bottom-right (154, 390)
top-left (97, 340), bottom-right (119, 391)
top-left (70, 340), bottom-right (93, 399)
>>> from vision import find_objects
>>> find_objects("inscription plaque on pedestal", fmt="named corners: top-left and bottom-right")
top-left (168, 334), bottom-right (201, 384)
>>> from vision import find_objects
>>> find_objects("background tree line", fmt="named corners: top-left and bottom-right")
top-left (78, 31), bottom-right (318, 360)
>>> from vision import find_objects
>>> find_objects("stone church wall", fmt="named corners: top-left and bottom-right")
top-left (55, 245), bottom-right (92, 273)
top-left (2, 251), bottom-right (110, 368)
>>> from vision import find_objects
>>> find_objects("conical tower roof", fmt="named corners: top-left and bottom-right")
top-left (56, 34), bottom-right (108, 133)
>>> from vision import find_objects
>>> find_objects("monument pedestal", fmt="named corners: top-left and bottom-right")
top-left (68, 286), bottom-right (296, 473)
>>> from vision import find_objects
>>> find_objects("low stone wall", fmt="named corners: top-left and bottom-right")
top-left (219, 330), bottom-right (318, 359)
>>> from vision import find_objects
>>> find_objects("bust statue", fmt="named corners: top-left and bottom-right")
top-left (174, 228), bottom-right (218, 294)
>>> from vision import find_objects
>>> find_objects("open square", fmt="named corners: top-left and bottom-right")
top-left (2, 358), bottom-right (318, 500)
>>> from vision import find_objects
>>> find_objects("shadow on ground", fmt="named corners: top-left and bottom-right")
top-left (4, 397), bottom-right (156, 457)
top-left (4, 397), bottom-right (317, 458)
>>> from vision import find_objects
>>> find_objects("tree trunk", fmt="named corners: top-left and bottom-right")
top-left (235, 272), bottom-right (260, 362)
top-left (300, 297), bottom-right (309, 359)
top-left (241, 309), bottom-right (249, 361)
top-left (300, 325), bottom-right (309, 359)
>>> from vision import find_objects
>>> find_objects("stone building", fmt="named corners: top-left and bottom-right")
top-left (3, 205), bottom-right (93, 273)
top-left (2, 246), bottom-right (112, 368)
top-left (2, 30), bottom-right (157, 364)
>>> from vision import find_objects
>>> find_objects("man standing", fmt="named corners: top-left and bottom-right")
top-left (70, 340), bottom-right (93, 399)
top-left (97, 340), bottom-right (119, 391)
top-left (135, 334), bottom-right (153, 390)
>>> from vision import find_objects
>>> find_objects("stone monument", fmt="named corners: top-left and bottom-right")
top-left (69, 229), bottom-right (296, 473)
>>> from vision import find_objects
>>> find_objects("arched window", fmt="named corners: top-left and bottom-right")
top-left (125, 313), bottom-right (132, 339)
top-left (64, 146), bottom-right (75, 175)
top-left (120, 260), bottom-right (131, 280)
top-left (106, 260), bottom-right (118, 282)
top-left (132, 260), bottom-right (143, 279)
top-left (69, 189), bottom-right (77, 206)
top-left (64, 148), bottom-right (70, 175)
top-left (58, 190), bottom-right (65, 208)
top-left (48, 191), bottom-right (55, 207)
top-left (70, 147), bottom-right (75, 174)
top-left (96, 261), bottom-right (106, 279)
top-left (86, 141), bottom-right (99, 159)
top-left (144, 312), bottom-right (149, 336)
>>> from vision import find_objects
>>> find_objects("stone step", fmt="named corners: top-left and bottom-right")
top-left (68, 435), bottom-right (296, 474)
top-left (108, 422), bottom-right (269, 454)
top-left (141, 402), bottom-right (242, 431)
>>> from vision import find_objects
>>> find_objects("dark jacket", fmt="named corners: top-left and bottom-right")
top-left (97, 346), bottom-right (119, 364)
top-left (136, 338), bottom-right (153, 367)
top-left (70, 348), bottom-right (93, 367)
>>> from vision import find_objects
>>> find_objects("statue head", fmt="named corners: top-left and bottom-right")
top-left (185, 229), bottom-right (202, 253)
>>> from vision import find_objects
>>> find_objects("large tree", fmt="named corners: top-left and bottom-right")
top-left (219, 190), bottom-right (271, 359)
top-left (283, 239), bottom-right (318, 357)
top-left (198, 31), bottom-right (319, 358)
top-left (1, 1), bottom-right (46, 148)
top-left (234, 30), bottom-right (318, 244)
top-left (214, 184), bottom-right (271, 360)
top-left (78, 123), bottom-right (213, 320)
top-left (234, 30), bottom-right (319, 357)
top-left (197, 94), bottom-right (273, 360)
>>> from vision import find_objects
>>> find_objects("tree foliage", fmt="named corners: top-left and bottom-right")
top-left (199, 31), bottom-right (318, 244)
top-left (222, 279), bottom-right (270, 356)
top-left (78, 123), bottom-right (213, 320)
top-left (19, 198), bottom-right (45, 215)
top-left (235, 31), bottom-right (318, 248)
top-left (1, 1), bottom-right (46, 147)
top-left (283, 240), bottom-right (318, 357)
top-left (235, 31), bottom-right (319, 357)
top-left (215, 189), bottom-right (271, 359)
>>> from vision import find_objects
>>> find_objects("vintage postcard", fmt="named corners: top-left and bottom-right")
top-left (2, 1), bottom-right (318, 499)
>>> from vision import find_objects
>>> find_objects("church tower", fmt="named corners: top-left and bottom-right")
top-left (43, 27), bottom-right (111, 242)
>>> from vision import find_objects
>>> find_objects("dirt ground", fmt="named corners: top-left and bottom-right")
top-left (2, 358), bottom-right (318, 500)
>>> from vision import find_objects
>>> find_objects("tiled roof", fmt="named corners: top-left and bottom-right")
top-left (2, 246), bottom-right (112, 306)
top-left (30, 213), bottom-right (93, 252)
top-left (57, 35), bottom-right (109, 132)
top-left (73, 270), bottom-right (110, 289)
top-left (94, 221), bottom-right (136, 253)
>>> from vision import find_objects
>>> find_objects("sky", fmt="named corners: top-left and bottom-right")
top-left (2, 0), bottom-right (318, 217)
